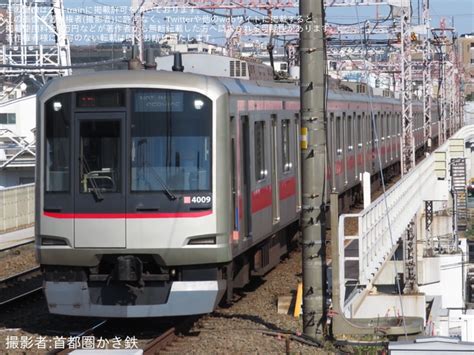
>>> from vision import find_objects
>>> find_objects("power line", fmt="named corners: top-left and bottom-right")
top-left (354, 3), bottom-right (409, 340)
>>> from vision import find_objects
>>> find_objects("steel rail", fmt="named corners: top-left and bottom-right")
top-left (0, 239), bottom-right (34, 253)
top-left (143, 327), bottom-right (178, 355)
top-left (0, 266), bottom-right (43, 306)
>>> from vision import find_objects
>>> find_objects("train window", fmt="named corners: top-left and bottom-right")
top-left (328, 113), bottom-right (334, 160)
top-left (357, 114), bottom-right (362, 148)
top-left (395, 113), bottom-right (398, 136)
top-left (79, 120), bottom-right (120, 193)
top-left (363, 112), bottom-right (368, 144)
top-left (372, 113), bottom-right (377, 144)
top-left (282, 119), bottom-right (291, 172)
top-left (387, 113), bottom-right (390, 138)
top-left (336, 116), bottom-right (341, 154)
top-left (377, 112), bottom-right (381, 142)
top-left (342, 112), bottom-right (346, 153)
top-left (347, 115), bottom-right (353, 150)
top-left (398, 113), bottom-right (402, 136)
top-left (45, 94), bottom-right (70, 192)
top-left (254, 121), bottom-right (266, 181)
top-left (76, 90), bottom-right (125, 108)
top-left (131, 89), bottom-right (212, 192)
top-left (353, 112), bottom-right (357, 149)
top-left (381, 113), bottom-right (385, 140)
top-left (374, 113), bottom-right (378, 141)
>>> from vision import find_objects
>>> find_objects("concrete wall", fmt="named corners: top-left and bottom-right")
top-left (353, 293), bottom-right (426, 324)
top-left (419, 254), bottom-right (465, 309)
top-left (0, 167), bottom-right (34, 188)
top-left (0, 183), bottom-right (35, 233)
top-left (375, 258), bottom-right (441, 286)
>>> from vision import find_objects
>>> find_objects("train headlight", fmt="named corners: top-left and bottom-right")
top-left (187, 236), bottom-right (216, 245)
top-left (193, 99), bottom-right (204, 110)
top-left (41, 236), bottom-right (67, 246)
top-left (52, 101), bottom-right (62, 112)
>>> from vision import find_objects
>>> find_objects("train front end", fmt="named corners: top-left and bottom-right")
top-left (35, 71), bottom-right (231, 317)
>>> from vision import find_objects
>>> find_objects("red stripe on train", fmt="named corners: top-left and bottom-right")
top-left (251, 185), bottom-right (272, 213)
top-left (43, 211), bottom-right (212, 219)
top-left (347, 156), bottom-right (355, 170)
top-left (279, 177), bottom-right (296, 201)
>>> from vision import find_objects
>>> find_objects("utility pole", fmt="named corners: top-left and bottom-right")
top-left (300, 0), bottom-right (326, 340)
top-left (400, 2), bottom-right (415, 175)
top-left (422, 0), bottom-right (432, 150)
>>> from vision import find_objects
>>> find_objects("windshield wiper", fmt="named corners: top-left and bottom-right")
top-left (150, 168), bottom-right (177, 201)
top-left (137, 139), bottom-right (177, 201)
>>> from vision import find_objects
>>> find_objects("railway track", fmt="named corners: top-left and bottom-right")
top-left (143, 327), bottom-right (179, 354)
top-left (142, 317), bottom-right (198, 354)
top-left (52, 320), bottom-right (108, 355)
top-left (49, 318), bottom-right (195, 354)
top-left (0, 266), bottom-right (43, 306)
top-left (0, 239), bottom-right (34, 253)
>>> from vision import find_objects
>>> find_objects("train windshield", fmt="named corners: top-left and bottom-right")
top-left (131, 89), bottom-right (212, 192)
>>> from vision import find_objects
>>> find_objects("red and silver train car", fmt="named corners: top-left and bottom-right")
top-left (35, 69), bottom-right (436, 317)
top-left (327, 90), bottom-right (439, 208)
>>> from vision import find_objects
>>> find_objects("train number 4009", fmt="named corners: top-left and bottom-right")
top-left (185, 196), bottom-right (212, 204)
top-left (192, 196), bottom-right (211, 204)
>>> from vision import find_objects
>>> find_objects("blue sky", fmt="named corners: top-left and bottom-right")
top-left (326, 0), bottom-right (473, 35)
top-left (429, 0), bottom-right (474, 35)
top-left (64, 1), bottom-right (473, 44)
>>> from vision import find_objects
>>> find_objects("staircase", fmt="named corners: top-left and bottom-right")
top-left (451, 158), bottom-right (468, 232)
top-left (0, 129), bottom-right (36, 169)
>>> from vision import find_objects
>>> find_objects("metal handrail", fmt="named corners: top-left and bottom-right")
top-left (338, 125), bottom-right (474, 310)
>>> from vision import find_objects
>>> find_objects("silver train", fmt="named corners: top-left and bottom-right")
top-left (36, 70), bottom-right (439, 317)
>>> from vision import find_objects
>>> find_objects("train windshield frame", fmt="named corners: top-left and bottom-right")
top-left (130, 89), bottom-right (212, 193)
top-left (44, 88), bottom-right (213, 213)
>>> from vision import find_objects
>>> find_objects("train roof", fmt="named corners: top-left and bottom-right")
top-left (37, 69), bottom-right (401, 105)
top-left (37, 70), bottom-right (228, 102)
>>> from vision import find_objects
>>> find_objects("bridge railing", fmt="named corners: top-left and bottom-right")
top-left (338, 125), bottom-right (474, 310)
top-left (0, 183), bottom-right (35, 234)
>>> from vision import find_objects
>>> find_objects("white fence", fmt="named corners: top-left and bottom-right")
top-left (0, 183), bottom-right (34, 233)
top-left (337, 126), bottom-right (474, 310)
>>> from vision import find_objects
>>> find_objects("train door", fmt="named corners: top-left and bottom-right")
top-left (335, 114), bottom-right (342, 190)
top-left (346, 113), bottom-right (353, 186)
top-left (294, 113), bottom-right (302, 211)
top-left (270, 114), bottom-right (280, 224)
top-left (388, 112), bottom-right (393, 162)
top-left (342, 112), bottom-right (347, 186)
top-left (328, 113), bottom-right (335, 191)
top-left (241, 115), bottom-right (252, 239)
top-left (251, 116), bottom-right (272, 240)
top-left (73, 112), bottom-right (126, 248)
top-left (371, 113), bottom-right (377, 173)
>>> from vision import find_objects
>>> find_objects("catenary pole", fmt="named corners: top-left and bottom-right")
top-left (300, 0), bottom-right (326, 340)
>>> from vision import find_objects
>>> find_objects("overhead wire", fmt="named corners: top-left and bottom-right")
top-left (354, 3), bottom-right (409, 339)
top-left (0, 57), bottom-right (127, 69)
